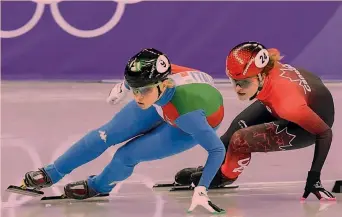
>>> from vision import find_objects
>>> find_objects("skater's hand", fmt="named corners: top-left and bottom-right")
top-left (188, 186), bottom-right (225, 214)
top-left (106, 81), bottom-right (130, 105)
top-left (301, 171), bottom-right (336, 201)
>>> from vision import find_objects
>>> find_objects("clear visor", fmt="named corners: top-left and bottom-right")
top-left (227, 68), bottom-right (254, 88)
top-left (229, 77), bottom-right (254, 88)
top-left (131, 82), bottom-right (161, 96)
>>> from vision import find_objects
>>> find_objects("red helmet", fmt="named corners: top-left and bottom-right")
top-left (226, 41), bottom-right (270, 80)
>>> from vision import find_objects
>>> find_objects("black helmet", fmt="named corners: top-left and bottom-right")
top-left (124, 48), bottom-right (172, 88)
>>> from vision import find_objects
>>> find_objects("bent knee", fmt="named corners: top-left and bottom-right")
top-left (221, 119), bottom-right (247, 148)
top-left (229, 129), bottom-right (249, 153)
top-left (113, 145), bottom-right (139, 166)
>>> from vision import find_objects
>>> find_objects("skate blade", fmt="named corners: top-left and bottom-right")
top-left (41, 193), bottom-right (110, 201)
top-left (153, 182), bottom-right (184, 188)
top-left (170, 184), bottom-right (239, 192)
top-left (209, 184), bottom-right (239, 190)
top-left (6, 185), bottom-right (44, 197)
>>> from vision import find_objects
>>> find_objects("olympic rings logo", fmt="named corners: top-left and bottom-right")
top-left (1, 0), bottom-right (144, 38)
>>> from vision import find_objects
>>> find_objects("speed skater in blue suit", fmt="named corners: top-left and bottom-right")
top-left (18, 48), bottom-right (226, 214)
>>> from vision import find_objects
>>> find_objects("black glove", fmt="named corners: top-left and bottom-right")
top-left (301, 171), bottom-right (336, 201)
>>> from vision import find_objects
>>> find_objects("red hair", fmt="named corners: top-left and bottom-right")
top-left (268, 48), bottom-right (284, 61)
top-left (261, 48), bottom-right (284, 75)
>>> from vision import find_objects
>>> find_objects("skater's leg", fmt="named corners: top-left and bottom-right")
top-left (175, 100), bottom-right (276, 185)
top-left (220, 100), bottom-right (276, 149)
top-left (221, 120), bottom-right (316, 180)
top-left (42, 100), bottom-right (163, 184)
top-left (87, 123), bottom-right (197, 193)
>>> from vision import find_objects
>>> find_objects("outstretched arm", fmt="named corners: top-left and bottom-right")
top-left (175, 109), bottom-right (225, 188)
top-left (277, 98), bottom-right (335, 201)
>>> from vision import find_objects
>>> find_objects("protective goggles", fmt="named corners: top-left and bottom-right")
top-left (131, 82), bottom-right (161, 96)
top-left (229, 77), bottom-right (254, 88)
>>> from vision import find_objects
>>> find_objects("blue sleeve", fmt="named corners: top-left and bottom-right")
top-left (174, 110), bottom-right (225, 189)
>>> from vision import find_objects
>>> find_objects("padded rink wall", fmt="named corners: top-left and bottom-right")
top-left (1, 1), bottom-right (342, 81)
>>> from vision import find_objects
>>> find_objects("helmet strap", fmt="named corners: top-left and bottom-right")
top-left (157, 85), bottom-right (162, 98)
top-left (156, 78), bottom-right (170, 99)
top-left (249, 73), bottom-right (264, 100)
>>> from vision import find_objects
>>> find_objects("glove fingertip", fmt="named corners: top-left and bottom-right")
top-left (321, 197), bottom-right (337, 202)
top-left (299, 197), bottom-right (306, 203)
top-left (212, 210), bottom-right (226, 215)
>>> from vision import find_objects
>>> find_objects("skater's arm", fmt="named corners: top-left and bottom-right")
top-left (175, 110), bottom-right (225, 188)
top-left (277, 99), bottom-right (332, 172)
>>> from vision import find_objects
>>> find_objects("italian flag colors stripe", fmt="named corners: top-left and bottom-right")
top-left (207, 105), bottom-right (224, 128)
top-left (161, 103), bottom-right (224, 128)
top-left (161, 103), bottom-right (179, 127)
top-left (161, 83), bottom-right (224, 128)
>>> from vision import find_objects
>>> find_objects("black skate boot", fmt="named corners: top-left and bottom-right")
top-left (190, 168), bottom-right (237, 188)
top-left (175, 166), bottom-right (204, 185)
top-left (7, 168), bottom-right (53, 196)
top-left (64, 179), bottom-right (100, 200)
top-left (23, 168), bottom-right (53, 189)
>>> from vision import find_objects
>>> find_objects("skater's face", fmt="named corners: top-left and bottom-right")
top-left (231, 76), bottom-right (260, 100)
top-left (132, 81), bottom-right (168, 109)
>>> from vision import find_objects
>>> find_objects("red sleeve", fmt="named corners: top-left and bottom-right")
top-left (171, 64), bottom-right (196, 74)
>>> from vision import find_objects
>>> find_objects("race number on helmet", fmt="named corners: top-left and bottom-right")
top-left (226, 41), bottom-right (269, 80)
top-left (124, 48), bottom-right (171, 88)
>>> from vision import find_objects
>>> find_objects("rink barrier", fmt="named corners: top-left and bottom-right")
top-left (2, 79), bottom-right (342, 86)
top-left (100, 79), bottom-right (342, 86)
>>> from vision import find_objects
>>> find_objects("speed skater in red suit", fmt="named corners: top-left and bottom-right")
top-left (175, 41), bottom-right (336, 201)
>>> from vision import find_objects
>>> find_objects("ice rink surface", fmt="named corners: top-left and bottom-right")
top-left (1, 81), bottom-right (342, 217)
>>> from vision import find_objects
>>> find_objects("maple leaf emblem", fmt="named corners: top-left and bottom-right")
top-left (264, 122), bottom-right (296, 150)
top-left (279, 64), bottom-right (311, 94)
top-left (280, 70), bottom-right (299, 82)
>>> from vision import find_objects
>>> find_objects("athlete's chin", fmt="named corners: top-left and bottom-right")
top-left (236, 93), bottom-right (249, 101)
top-left (136, 102), bottom-right (151, 109)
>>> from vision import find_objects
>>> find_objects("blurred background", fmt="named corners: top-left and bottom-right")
top-left (1, 1), bottom-right (342, 215)
top-left (2, 1), bottom-right (342, 81)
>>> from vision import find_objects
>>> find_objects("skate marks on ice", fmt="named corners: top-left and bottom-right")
top-left (3, 139), bottom-right (339, 217)
top-left (2, 181), bottom-right (342, 217)
top-left (2, 177), bottom-right (167, 217)
top-left (1, 136), bottom-right (62, 207)
top-left (1, 135), bottom-right (165, 216)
